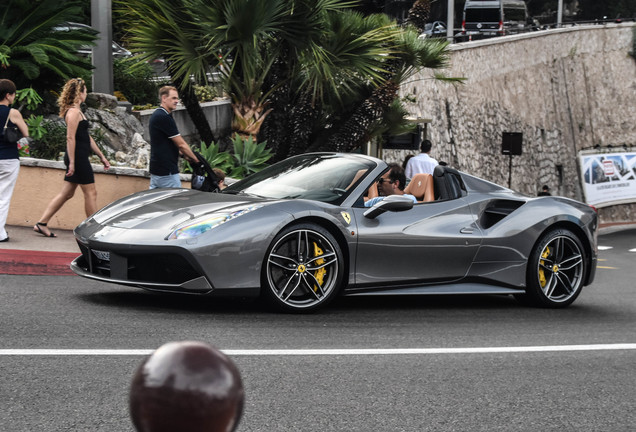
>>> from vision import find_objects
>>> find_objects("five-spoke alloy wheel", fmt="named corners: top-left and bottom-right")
top-left (262, 223), bottom-right (344, 312)
top-left (524, 228), bottom-right (587, 308)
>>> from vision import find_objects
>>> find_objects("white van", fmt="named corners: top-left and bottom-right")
top-left (461, 0), bottom-right (528, 40)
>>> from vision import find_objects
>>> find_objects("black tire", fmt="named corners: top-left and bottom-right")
top-left (261, 223), bottom-right (344, 312)
top-left (522, 228), bottom-right (586, 308)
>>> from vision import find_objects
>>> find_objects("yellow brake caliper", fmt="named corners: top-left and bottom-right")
top-left (312, 242), bottom-right (326, 292)
top-left (539, 246), bottom-right (550, 288)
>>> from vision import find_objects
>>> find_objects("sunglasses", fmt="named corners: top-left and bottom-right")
top-left (377, 178), bottom-right (393, 185)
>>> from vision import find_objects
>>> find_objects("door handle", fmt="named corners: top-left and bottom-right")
top-left (460, 227), bottom-right (474, 234)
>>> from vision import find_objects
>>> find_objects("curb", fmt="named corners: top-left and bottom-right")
top-left (0, 249), bottom-right (77, 276)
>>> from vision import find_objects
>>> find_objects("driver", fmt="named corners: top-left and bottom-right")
top-left (364, 163), bottom-right (418, 207)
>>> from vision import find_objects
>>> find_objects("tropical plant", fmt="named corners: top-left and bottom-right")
top-left (185, 137), bottom-right (272, 179)
top-left (230, 134), bottom-right (273, 178)
top-left (119, 0), bottom-right (453, 159)
top-left (25, 115), bottom-right (47, 140)
top-left (14, 87), bottom-right (43, 111)
top-left (263, 7), bottom-right (456, 158)
top-left (115, 0), bottom-right (216, 144)
top-left (14, 87), bottom-right (47, 140)
top-left (185, 141), bottom-right (234, 174)
top-left (0, 0), bottom-right (96, 94)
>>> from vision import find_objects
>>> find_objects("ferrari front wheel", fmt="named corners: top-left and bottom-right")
top-left (262, 223), bottom-right (344, 312)
top-left (522, 228), bottom-right (586, 308)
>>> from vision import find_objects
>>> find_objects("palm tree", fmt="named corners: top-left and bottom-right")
top-left (269, 8), bottom-right (455, 156)
top-left (115, 0), bottom-right (217, 144)
top-left (260, 9), bottom-right (403, 160)
top-left (119, 0), bottom-right (454, 158)
top-left (0, 0), bottom-right (95, 93)
top-left (406, 0), bottom-right (431, 32)
top-left (321, 23), bottom-right (453, 153)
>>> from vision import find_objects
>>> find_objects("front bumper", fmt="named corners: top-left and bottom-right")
top-left (71, 240), bottom-right (214, 294)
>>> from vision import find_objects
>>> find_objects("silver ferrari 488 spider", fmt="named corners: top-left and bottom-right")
top-left (71, 153), bottom-right (598, 312)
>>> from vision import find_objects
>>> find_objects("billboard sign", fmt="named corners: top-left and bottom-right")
top-left (579, 151), bottom-right (636, 207)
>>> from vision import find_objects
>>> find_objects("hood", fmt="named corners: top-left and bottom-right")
top-left (91, 189), bottom-right (268, 230)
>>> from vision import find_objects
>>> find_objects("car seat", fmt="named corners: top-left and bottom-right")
top-left (433, 165), bottom-right (465, 200)
top-left (404, 173), bottom-right (435, 202)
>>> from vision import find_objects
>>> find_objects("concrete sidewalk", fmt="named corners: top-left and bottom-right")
top-left (0, 225), bottom-right (79, 276)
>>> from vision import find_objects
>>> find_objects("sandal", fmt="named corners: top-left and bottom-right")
top-left (34, 222), bottom-right (57, 238)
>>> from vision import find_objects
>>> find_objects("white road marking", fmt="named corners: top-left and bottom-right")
top-left (629, 248), bottom-right (636, 252)
top-left (1, 344), bottom-right (636, 356)
top-left (598, 246), bottom-right (613, 250)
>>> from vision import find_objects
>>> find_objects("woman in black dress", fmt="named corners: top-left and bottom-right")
top-left (33, 78), bottom-right (110, 237)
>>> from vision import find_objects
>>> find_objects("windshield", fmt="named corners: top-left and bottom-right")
top-left (224, 153), bottom-right (377, 205)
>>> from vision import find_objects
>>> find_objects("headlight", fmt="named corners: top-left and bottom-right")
top-left (168, 205), bottom-right (262, 240)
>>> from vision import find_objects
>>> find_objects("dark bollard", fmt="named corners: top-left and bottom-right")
top-left (130, 341), bottom-right (244, 432)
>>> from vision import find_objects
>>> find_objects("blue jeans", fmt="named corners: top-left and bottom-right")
top-left (149, 173), bottom-right (182, 189)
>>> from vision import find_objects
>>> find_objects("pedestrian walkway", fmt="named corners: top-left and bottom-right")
top-left (0, 225), bottom-right (78, 276)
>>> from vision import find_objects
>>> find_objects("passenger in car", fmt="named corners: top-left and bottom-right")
top-left (364, 163), bottom-right (418, 207)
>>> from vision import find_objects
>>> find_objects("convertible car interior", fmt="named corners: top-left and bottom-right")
top-left (369, 165), bottom-right (466, 204)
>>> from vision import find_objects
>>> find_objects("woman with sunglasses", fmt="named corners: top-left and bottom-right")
top-left (33, 78), bottom-right (110, 237)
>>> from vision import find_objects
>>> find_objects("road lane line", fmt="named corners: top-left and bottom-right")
top-left (1, 344), bottom-right (636, 356)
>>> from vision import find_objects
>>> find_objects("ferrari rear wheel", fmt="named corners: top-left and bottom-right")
top-left (263, 223), bottom-right (344, 312)
top-left (523, 228), bottom-right (586, 308)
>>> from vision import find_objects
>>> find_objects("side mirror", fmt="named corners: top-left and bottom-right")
top-left (363, 195), bottom-right (414, 219)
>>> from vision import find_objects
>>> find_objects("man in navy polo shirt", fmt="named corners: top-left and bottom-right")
top-left (149, 86), bottom-right (199, 189)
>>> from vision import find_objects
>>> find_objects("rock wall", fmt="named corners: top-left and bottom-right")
top-left (396, 23), bottom-right (636, 224)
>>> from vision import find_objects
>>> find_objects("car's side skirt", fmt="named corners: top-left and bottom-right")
top-left (344, 283), bottom-right (526, 296)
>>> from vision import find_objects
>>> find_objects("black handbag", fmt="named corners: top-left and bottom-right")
top-left (2, 109), bottom-right (22, 144)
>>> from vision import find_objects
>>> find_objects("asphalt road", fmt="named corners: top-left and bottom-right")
top-left (1, 228), bottom-right (635, 431)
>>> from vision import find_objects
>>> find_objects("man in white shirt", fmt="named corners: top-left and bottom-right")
top-left (405, 139), bottom-right (438, 178)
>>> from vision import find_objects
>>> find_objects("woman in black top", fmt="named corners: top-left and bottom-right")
top-left (0, 79), bottom-right (29, 242)
top-left (33, 78), bottom-right (110, 238)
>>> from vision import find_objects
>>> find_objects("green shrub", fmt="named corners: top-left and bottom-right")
top-left (25, 115), bottom-right (47, 140)
top-left (231, 134), bottom-right (272, 179)
top-left (184, 137), bottom-right (272, 179)
top-left (194, 85), bottom-right (220, 102)
top-left (31, 121), bottom-right (67, 160)
top-left (113, 58), bottom-right (159, 105)
top-left (185, 140), bottom-right (233, 174)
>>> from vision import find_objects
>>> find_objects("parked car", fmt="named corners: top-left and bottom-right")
top-left (53, 22), bottom-right (131, 59)
top-left (419, 21), bottom-right (447, 39)
top-left (71, 152), bottom-right (598, 313)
